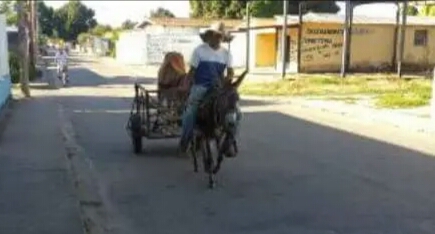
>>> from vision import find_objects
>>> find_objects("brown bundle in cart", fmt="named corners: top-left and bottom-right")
top-left (157, 51), bottom-right (190, 101)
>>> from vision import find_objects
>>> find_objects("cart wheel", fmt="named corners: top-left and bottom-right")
top-left (130, 114), bottom-right (143, 154)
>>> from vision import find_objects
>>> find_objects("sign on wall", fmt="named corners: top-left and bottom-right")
top-left (293, 26), bottom-right (375, 64)
top-left (146, 33), bottom-right (201, 64)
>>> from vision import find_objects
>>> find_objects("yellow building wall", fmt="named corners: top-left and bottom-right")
top-left (255, 33), bottom-right (277, 67)
top-left (297, 22), bottom-right (395, 72)
top-left (256, 23), bottom-right (435, 72)
top-left (402, 26), bottom-right (435, 69)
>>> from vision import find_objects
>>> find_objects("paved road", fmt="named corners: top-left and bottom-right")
top-left (57, 55), bottom-right (435, 234)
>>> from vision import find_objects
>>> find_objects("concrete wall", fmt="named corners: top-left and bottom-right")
top-left (116, 28), bottom-right (246, 68)
top-left (145, 33), bottom-right (201, 65)
top-left (0, 15), bottom-right (11, 109)
top-left (402, 25), bottom-right (435, 70)
top-left (116, 30), bottom-right (148, 65)
top-left (228, 31), bottom-right (246, 68)
top-left (146, 25), bottom-right (204, 34)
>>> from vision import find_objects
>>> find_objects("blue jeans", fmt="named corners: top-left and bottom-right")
top-left (181, 85), bottom-right (208, 143)
top-left (180, 84), bottom-right (242, 143)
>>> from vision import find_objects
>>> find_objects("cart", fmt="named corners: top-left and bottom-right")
top-left (126, 83), bottom-right (188, 154)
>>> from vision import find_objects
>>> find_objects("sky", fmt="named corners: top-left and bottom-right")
top-left (44, 1), bottom-right (398, 27)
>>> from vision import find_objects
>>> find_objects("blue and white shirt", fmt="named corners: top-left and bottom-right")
top-left (190, 44), bottom-right (233, 88)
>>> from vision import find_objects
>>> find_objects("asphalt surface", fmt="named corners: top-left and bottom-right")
top-left (57, 55), bottom-right (435, 234)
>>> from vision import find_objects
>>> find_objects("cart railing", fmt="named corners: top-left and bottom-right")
top-left (127, 82), bottom-right (187, 139)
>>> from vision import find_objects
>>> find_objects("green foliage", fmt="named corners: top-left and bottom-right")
top-left (121, 20), bottom-right (137, 30)
top-left (8, 51), bottom-right (37, 84)
top-left (150, 7), bottom-right (175, 18)
top-left (77, 32), bottom-right (91, 46)
top-left (56, 1), bottom-right (97, 41)
top-left (109, 47), bottom-right (116, 58)
top-left (420, 4), bottom-right (435, 16)
top-left (90, 24), bottom-right (112, 37)
top-left (0, 0), bottom-right (18, 25)
top-left (405, 5), bottom-right (419, 16)
top-left (8, 51), bottom-right (20, 84)
top-left (38, 1), bottom-right (56, 36)
top-left (189, 0), bottom-right (339, 19)
top-left (250, 0), bottom-right (284, 18)
top-left (189, 0), bottom-right (204, 18)
top-left (239, 74), bottom-right (431, 108)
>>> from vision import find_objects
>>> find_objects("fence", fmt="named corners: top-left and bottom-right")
top-left (0, 15), bottom-right (11, 110)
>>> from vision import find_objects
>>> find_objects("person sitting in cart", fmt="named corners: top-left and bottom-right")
top-left (179, 22), bottom-right (241, 155)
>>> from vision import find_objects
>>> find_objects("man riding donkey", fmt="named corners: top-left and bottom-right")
top-left (179, 22), bottom-right (243, 157)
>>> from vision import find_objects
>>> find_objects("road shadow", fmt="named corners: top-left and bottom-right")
top-left (66, 66), bottom-right (156, 87)
top-left (33, 91), bottom-right (435, 232)
top-left (42, 55), bottom-right (96, 67)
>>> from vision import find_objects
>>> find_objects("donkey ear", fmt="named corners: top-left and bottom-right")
top-left (231, 70), bottom-right (248, 88)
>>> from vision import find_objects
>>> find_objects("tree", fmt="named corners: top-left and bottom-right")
top-left (90, 24), bottom-right (112, 36)
top-left (405, 5), bottom-right (419, 16)
top-left (54, 1), bottom-right (97, 41)
top-left (17, 0), bottom-right (31, 97)
top-left (150, 7), bottom-right (175, 18)
top-left (189, 0), bottom-right (204, 18)
top-left (37, 1), bottom-right (55, 37)
top-left (189, 0), bottom-right (339, 19)
top-left (0, 0), bottom-right (18, 25)
top-left (420, 4), bottom-right (435, 16)
top-left (121, 19), bottom-right (137, 30)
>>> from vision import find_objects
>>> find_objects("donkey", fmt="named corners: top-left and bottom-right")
top-left (189, 70), bottom-right (248, 188)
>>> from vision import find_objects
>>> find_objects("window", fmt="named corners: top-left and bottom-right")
top-left (414, 30), bottom-right (428, 47)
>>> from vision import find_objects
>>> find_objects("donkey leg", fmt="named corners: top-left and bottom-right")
top-left (200, 138), bottom-right (209, 173)
top-left (205, 140), bottom-right (215, 188)
top-left (191, 138), bottom-right (198, 172)
top-left (213, 136), bottom-right (225, 174)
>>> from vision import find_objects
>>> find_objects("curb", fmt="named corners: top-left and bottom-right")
top-left (57, 103), bottom-right (114, 234)
top-left (0, 95), bottom-right (14, 141)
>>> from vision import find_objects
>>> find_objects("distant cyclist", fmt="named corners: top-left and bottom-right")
top-left (54, 47), bottom-right (69, 84)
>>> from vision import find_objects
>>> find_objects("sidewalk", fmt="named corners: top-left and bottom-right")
top-left (0, 90), bottom-right (84, 233)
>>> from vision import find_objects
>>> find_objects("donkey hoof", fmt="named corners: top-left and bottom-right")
top-left (212, 167), bottom-right (220, 174)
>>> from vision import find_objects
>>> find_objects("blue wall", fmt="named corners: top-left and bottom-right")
top-left (0, 74), bottom-right (11, 109)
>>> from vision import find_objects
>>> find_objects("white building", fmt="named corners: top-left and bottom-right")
top-left (116, 18), bottom-right (245, 67)
top-left (0, 15), bottom-right (11, 109)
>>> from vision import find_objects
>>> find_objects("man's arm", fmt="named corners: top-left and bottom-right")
top-left (187, 47), bottom-right (200, 83)
top-left (225, 51), bottom-right (234, 84)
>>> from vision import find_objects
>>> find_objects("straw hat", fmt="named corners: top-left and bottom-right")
top-left (199, 21), bottom-right (234, 43)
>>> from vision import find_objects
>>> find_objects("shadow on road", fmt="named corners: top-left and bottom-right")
top-left (25, 63), bottom-right (435, 233)
top-left (68, 67), bottom-right (156, 87)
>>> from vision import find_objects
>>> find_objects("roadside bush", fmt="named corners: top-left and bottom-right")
top-left (29, 60), bottom-right (37, 81)
top-left (8, 52), bottom-right (20, 84)
top-left (8, 51), bottom-right (38, 83)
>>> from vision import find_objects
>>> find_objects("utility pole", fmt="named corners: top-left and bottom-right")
top-left (32, 0), bottom-right (39, 63)
top-left (245, 1), bottom-right (251, 72)
top-left (296, 2), bottom-right (304, 73)
top-left (17, 0), bottom-right (31, 97)
top-left (340, 0), bottom-right (351, 78)
top-left (281, 0), bottom-right (288, 78)
top-left (397, 0), bottom-right (408, 78)
top-left (27, 0), bottom-right (37, 67)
